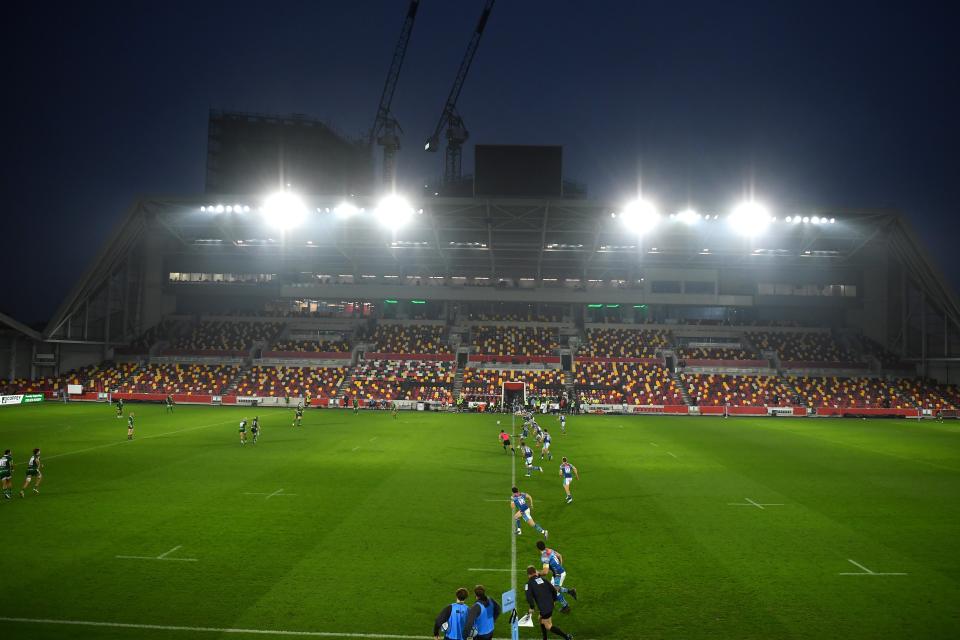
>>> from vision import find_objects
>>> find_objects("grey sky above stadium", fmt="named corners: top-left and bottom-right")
top-left (1, 0), bottom-right (956, 323)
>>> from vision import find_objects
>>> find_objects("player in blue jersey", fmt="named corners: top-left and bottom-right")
top-left (537, 540), bottom-right (578, 613)
top-left (512, 486), bottom-right (548, 538)
top-left (520, 441), bottom-right (543, 476)
top-left (533, 420), bottom-right (544, 443)
top-left (559, 457), bottom-right (579, 504)
top-left (559, 414), bottom-right (566, 435)
top-left (433, 587), bottom-right (470, 640)
top-left (540, 429), bottom-right (553, 461)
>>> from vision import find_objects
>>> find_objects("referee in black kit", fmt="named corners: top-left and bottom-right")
top-left (524, 565), bottom-right (574, 640)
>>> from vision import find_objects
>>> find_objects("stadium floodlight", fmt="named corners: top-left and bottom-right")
top-left (792, 216), bottom-right (802, 224)
top-left (333, 202), bottom-right (360, 219)
top-left (829, 217), bottom-right (836, 224)
top-left (802, 216), bottom-right (810, 223)
top-left (262, 191), bottom-right (308, 230)
top-left (811, 216), bottom-right (821, 224)
top-left (785, 216), bottom-right (792, 222)
top-left (620, 199), bottom-right (660, 235)
top-left (728, 200), bottom-right (772, 236)
top-left (374, 194), bottom-right (414, 229)
top-left (676, 208), bottom-right (700, 225)
top-left (215, 204), bottom-right (225, 213)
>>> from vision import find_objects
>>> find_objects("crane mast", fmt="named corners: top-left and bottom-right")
top-left (370, 0), bottom-right (421, 188)
top-left (424, 0), bottom-right (495, 186)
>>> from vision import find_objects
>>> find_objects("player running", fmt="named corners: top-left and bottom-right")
top-left (165, 394), bottom-right (174, 413)
top-left (520, 441), bottom-right (543, 476)
top-left (251, 416), bottom-right (260, 444)
top-left (559, 414), bottom-right (566, 435)
top-left (511, 486), bottom-right (548, 538)
top-left (540, 429), bottom-right (553, 461)
top-left (292, 404), bottom-right (304, 427)
top-left (499, 430), bottom-right (514, 454)
top-left (127, 413), bottom-right (135, 440)
top-left (559, 457), bottom-right (579, 504)
top-left (239, 418), bottom-right (248, 445)
top-left (1, 449), bottom-right (13, 499)
top-left (19, 448), bottom-right (42, 497)
top-left (537, 540), bottom-right (577, 613)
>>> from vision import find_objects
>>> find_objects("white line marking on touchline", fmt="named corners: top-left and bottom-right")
top-left (727, 498), bottom-right (784, 509)
top-left (116, 545), bottom-right (197, 562)
top-left (838, 559), bottom-right (907, 576)
top-left (351, 446), bottom-right (360, 451)
top-left (0, 617), bottom-right (440, 638)
top-left (666, 451), bottom-right (677, 458)
top-left (244, 489), bottom-right (297, 499)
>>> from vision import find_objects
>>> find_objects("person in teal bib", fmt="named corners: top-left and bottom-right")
top-left (0, 449), bottom-right (14, 499)
top-left (433, 587), bottom-right (470, 640)
top-left (463, 585), bottom-right (501, 640)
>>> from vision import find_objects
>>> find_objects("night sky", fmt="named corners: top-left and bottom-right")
top-left (2, 1), bottom-right (956, 324)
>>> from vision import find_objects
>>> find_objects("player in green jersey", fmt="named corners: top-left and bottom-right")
top-left (0, 449), bottom-right (13, 499)
top-left (19, 448), bottom-right (42, 497)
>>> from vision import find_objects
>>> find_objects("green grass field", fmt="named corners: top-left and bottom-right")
top-left (1, 402), bottom-right (959, 639)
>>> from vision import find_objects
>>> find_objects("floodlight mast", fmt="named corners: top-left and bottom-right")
top-left (424, 0), bottom-right (495, 186)
top-left (370, 0), bottom-right (422, 189)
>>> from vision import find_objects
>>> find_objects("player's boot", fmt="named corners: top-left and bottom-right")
top-left (543, 529), bottom-right (549, 539)
top-left (566, 495), bottom-right (573, 504)
top-left (561, 605), bottom-right (571, 614)
top-left (568, 588), bottom-right (578, 600)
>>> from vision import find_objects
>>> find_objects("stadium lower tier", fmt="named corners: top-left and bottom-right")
top-left (5, 360), bottom-right (960, 411)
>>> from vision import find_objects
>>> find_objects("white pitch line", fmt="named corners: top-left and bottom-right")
top-left (369, 437), bottom-right (378, 442)
top-left (838, 558), bottom-right (907, 576)
top-left (351, 446), bottom-right (360, 451)
top-left (44, 419), bottom-right (235, 461)
top-left (0, 616), bottom-right (440, 638)
top-left (649, 442), bottom-right (659, 447)
top-left (510, 419), bottom-right (518, 601)
top-left (157, 545), bottom-right (181, 559)
top-left (484, 498), bottom-right (509, 502)
top-left (666, 451), bottom-right (677, 458)
top-left (745, 498), bottom-right (765, 509)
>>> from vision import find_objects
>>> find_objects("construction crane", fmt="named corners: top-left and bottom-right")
top-left (369, 0), bottom-right (421, 188)
top-left (424, 0), bottom-right (495, 186)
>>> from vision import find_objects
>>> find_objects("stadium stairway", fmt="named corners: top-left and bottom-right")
top-left (670, 370), bottom-right (693, 406)
top-left (337, 368), bottom-right (358, 404)
top-left (563, 370), bottom-right (575, 396)
top-left (453, 367), bottom-right (464, 399)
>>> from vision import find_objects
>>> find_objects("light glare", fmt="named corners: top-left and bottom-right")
top-left (262, 192), bottom-right (307, 230)
top-left (620, 199), bottom-right (660, 235)
top-left (728, 201), bottom-right (772, 236)
top-left (375, 194), bottom-right (414, 229)
top-left (676, 208), bottom-right (700, 225)
top-left (334, 202), bottom-right (360, 218)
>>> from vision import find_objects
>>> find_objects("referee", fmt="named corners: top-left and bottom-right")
top-left (524, 566), bottom-right (573, 640)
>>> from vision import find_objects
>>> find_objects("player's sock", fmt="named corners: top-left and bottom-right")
top-left (557, 593), bottom-right (569, 608)
top-left (540, 624), bottom-right (549, 640)
top-left (550, 626), bottom-right (569, 637)
top-left (535, 523), bottom-right (544, 533)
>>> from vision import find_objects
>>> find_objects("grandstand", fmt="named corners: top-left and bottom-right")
top-left (0, 194), bottom-right (959, 419)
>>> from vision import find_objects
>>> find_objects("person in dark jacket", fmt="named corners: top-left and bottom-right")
top-left (524, 566), bottom-right (573, 640)
top-left (433, 587), bottom-right (470, 640)
top-left (463, 585), bottom-right (501, 640)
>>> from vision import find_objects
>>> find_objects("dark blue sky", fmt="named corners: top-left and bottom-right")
top-left (2, 1), bottom-right (957, 323)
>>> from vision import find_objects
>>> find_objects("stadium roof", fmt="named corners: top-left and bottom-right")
top-left (42, 194), bottom-right (960, 343)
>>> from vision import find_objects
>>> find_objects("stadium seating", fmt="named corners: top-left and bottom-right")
top-left (271, 339), bottom-right (351, 353)
top-left (119, 319), bottom-right (176, 354)
top-left (466, 311), bottom-right (561, 322)
top-left (682, 373), bottom-right (794, 406)
top-left (233, 366), bottom-right (346, 399)
top-left (678, 346), bottom-right (760, 360)
top-left (746, 331), bottom-right (857, 363)
top-left (168, 321), bottom-right (282, 353)
top-left (579, 328), bottom-right (671, 358)
top-left (368, 324), bottom-right (451, 354)
top-left (788, 376), bottom-right (900, 408)
top-left (573, 362), bottom-right (683, 405)
top-left (119, 363), bottom-right (240, 395)
top-left (461, 368), bottom-right (565, 400)
top-left (343, 359), bottom-right (455, 402)
top-left (471, 326), bottom-right (559, 356)
top-left (857, 336), bottom-right (908, 368)
top-left (890, 378), bottom-right (960, 410)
